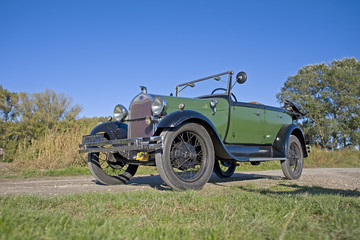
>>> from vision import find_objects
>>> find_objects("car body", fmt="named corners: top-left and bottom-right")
top-left (79, 70), bottom-right (308, 190)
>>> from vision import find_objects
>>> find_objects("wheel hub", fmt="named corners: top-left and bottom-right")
top-left (106, 153), bottom-right (126, 169)
top-left (289, 145), bottom-right (299, 166)
top-left (171, 142), bottom-right (197, 170)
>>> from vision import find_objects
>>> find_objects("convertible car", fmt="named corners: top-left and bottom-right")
top-left (79, 70), bottom-right (308, 191)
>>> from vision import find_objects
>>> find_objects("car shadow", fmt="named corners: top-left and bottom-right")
top-left (92, 172), bottom-right (284, 191)
top-left (92, 174), bottom-right (171, 190)
top-left (92, 172), bottom-right (360, 196)
top-left (208, 172), bottom-right (283, 186)
top-left (127, 174), bottom-right (171, 190)
top-left (235, 184), bottom-right (360, 197)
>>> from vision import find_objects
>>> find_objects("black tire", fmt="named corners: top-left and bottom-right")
top-left (281, 135), bottom-right (304, 180)
top-left (214, 160), bottom-right (236, 178)
top-left (88, 135), bottom-right (138, 185)
top-left (155, 123), bottom-right (215, 191)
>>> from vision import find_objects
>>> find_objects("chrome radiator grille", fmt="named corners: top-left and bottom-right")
top-left (128, 94), bottom-right (153, 138)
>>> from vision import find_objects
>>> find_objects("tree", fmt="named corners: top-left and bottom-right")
top-left (0, 86), bottom-right (19, 161)
top-left (0, 85), bottom-right (18, 122)
top-left (277, 58), bottom-right (360, 149)
top-left (0, 87), bottom-right (83, 162)
top-left (17, 89), bottom-right (82, 138)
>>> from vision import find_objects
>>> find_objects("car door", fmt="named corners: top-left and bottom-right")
top-left (225, 102), bottom-right (265, 144)
top-left (262, 107), bottom-right (292, 144)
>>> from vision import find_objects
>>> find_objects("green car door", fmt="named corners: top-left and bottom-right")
top-left (225, 102), bottom-right (265, 144)
top-left (262, 107), bottom-right (292, 144)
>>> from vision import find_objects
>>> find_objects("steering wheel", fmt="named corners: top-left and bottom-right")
top-left (211, 88), bottom-right (237, 102)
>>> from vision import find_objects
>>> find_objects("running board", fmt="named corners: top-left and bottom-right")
top-left (233, 157), bottom-right (287, 162)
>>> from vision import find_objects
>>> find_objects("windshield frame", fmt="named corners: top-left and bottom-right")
top-left (175, 70), bottom-right (234, 98)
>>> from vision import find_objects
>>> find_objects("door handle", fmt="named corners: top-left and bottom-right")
top-left (255, 112), bottom-right (261, 116)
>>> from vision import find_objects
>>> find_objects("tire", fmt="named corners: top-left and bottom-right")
top-left (281, 135), bottom-right (304, 180)
top-left (214, 160), bottom-right (236, 178)
top-left (155, 123), bottom-right (215, 191)
top-left (88, 134), bottom-right (138, 185)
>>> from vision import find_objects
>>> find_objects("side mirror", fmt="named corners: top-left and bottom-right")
top-left (236, 71), bottom-right (247, 84)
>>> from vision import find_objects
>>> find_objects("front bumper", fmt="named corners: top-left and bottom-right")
top-left (79, 134), bottom-right (164, 154)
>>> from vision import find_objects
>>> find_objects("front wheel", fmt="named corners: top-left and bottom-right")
top-left (88, 151), bottom-right (138, 185)
top-left (281, 135), bottom-right (304, 180)
top-left (88, 134), bottom-right (138, 185)
top-left (155, 123), bottom-right (215, 191)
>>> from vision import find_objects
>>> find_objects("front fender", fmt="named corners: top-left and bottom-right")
top-left (90, 121), bottom-right (127, 140)
top-left (273, 124), bottom-right (308, 158)
top-left (156, 110), bottom-right (234, 160)
top-left (157, 110), bottom-right (215, 129)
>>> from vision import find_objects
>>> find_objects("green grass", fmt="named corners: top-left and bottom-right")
top-left (1, 166), bottom-right (91, 179)
top-left (1, 185), bottom-right (359, 240)
top-left (0, 162), bottom-right (281, 179)
top-left (1, 146), bottom-right (358, 179)
top-left (305, 146), bottom-right (360, 168)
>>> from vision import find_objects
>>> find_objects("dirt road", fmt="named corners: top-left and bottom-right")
top-left (0, 168), bottom-right (359, 195)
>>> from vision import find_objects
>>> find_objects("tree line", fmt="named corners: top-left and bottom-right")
top-left (1, 57), bottom-right (359, 163)
top-left (0, 87), bottom-right (101, 162)
top-left (277, 57), bottom-right (360, 150)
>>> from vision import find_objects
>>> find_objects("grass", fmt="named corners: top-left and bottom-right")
top-left (2, 150), bottom-right (359, 179)
top-left (305, 146), bottom-right (360, 168)
top-left (1, 145), bottom-right (358, 179)
top-left (0, 166), bottom-right (91, 179)
top-left (0, 162), bottom-right (285, 179)
top-left (1, 185), bottom-right (359, 240)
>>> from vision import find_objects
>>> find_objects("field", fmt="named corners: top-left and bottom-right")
top-left (1, 147), bottom-right (359, 239)
top-left (1, 183), bottom-right (359, 240)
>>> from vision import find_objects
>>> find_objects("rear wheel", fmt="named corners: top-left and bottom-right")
top-left (155, 123), bottom-right (215, 191)
top-left (281, 135), bottom-right (303, 180)
top-left (88, 135), bottom-right (138, 185)
top-left (214, 160), bottom-right (236, 178)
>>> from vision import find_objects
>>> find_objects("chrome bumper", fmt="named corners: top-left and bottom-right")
top-left (79, 134), bottom-right (164, 154)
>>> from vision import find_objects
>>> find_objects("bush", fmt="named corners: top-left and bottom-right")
top-left (10, 117), bottom-right (105, 170)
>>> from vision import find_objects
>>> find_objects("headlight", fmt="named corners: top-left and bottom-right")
top-left (151, 96), bottom-right (167, 116)
top-left (113, 104), bottom-right (128, 122)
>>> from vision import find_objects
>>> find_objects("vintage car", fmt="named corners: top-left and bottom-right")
top-left (79, 70), bottom-right (308, 191)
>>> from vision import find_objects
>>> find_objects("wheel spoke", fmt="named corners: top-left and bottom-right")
top-left (97, 152), bottom-right (129, 177)
top-left (169, 131), bottom-right (205, 181)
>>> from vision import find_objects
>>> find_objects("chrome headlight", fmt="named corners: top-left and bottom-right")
top-left (151, 96), bottom-right (167, 116)
top-left (113, 104), bottom-right (128, 122)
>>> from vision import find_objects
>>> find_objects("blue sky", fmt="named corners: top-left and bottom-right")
top-left (1, 0), bottom-right (359, 118)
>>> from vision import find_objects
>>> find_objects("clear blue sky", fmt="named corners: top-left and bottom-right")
top-left (1, 0), bottom-right (359, 118)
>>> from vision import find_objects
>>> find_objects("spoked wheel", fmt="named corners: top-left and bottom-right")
top-left (155, 123), bottom-right (215, 191)
top-left (88, 135), bottom-right (138, 185)
top-left (214, 160), bottom-right (236, 178)
top-left (281, 135), bottom-right (304, 180)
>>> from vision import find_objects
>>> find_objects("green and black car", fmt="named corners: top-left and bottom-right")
top-left (79, 71), bottom-right (308, 191)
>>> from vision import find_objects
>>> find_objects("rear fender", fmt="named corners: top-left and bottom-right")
top-left (273, 124), bottom-right (308, 158)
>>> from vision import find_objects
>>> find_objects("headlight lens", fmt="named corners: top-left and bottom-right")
top-left (113, 104), bottom-right (128, 122)
top-left (151, 96), bottom-right (167, 116)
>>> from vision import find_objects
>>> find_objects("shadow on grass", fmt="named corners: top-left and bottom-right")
top-left (94, 174), bottom-right (171, 191)
top-left (236, 184), bottom-right (360, 197)
top-left (92, 172), bottom-right (283, 191)
top-left (209, 172), bottom-right (283, 186)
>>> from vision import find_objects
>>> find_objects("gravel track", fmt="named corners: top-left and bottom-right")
top-left (1, 168), bottom-right (359, 196)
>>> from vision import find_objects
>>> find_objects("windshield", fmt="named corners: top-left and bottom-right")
top-left (175, 71), bottom-right (232, 98)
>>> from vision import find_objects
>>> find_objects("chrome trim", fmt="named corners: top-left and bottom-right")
top-left (152, 96), bottom-right (168, 116)
top-left (113, 104), bottom-right (128, 122)
top-left (79, 135), bottom-right (164, 154)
